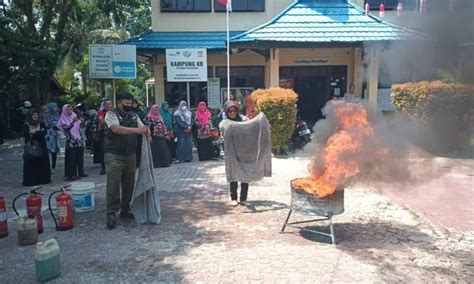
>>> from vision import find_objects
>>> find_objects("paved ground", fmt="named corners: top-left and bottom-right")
top-left (0, 139), bottom-right (473, 283)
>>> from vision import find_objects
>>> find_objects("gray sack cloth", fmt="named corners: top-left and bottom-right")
top-left (220, 112), bottom-right (272, 183)
top-left (131, 137), bottom-right (161, 224)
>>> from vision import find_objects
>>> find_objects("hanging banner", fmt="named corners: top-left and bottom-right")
top-left (207, 78), bottom-right (221, 109)
top-left (89, 44), bottom-right (136, 79)
top-left (166, 49), bottom-right (208, 82)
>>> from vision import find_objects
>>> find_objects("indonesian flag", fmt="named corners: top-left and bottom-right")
top-left (218, 0), bottom-right (232, 12)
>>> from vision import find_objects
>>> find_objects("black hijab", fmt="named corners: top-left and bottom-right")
top-left (224, 101), bottom-right (242, 122)
top-left (26, 110), bottom-right (40, 126)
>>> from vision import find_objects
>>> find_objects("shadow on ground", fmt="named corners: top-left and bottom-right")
top-left (284, 221), bottom-right (473, 282)
top-left (0, 159), bottom-right (234, 282)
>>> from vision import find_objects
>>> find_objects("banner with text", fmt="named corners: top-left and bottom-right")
top-left (166, 49), bottom-right (208, 82)
top-left (207, 78), bottom-right (221, 109)
top-left (89, 44), bottom-right (136, 79)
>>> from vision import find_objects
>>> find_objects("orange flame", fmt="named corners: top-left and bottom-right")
top-left (295, 101), bottom-right (388, 197)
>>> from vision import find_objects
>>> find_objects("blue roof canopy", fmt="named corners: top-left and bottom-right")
top-left (122, 31), bottom-right (243, 52)
top-left (122, 0), bottom-right (423, 51)
top-left (230, 0), bottom-right (423, 46)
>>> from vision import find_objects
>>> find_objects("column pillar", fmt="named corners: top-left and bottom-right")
top-left (153, 55), bottom-right (165, 104)
top-left (353, 47), bottom-right (364, 98)
top-left (268, 48), bottom-right (280, 88)
top-left (367, 46), bottom-right (379, 108)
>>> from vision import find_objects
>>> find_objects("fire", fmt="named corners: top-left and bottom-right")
top-left (295, 100), bottom-right (388, 197)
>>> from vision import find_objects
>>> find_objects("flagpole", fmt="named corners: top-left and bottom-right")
top-left (226, 5), bottom-right (230, 101)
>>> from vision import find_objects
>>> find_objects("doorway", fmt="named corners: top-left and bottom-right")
top-left (280, 65), bottom-right (348, 126)
top-left (294, 77), bottom-right (327, 124)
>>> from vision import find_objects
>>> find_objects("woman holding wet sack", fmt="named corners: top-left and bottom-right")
top-left (219, 101), bottom-right (249, 206)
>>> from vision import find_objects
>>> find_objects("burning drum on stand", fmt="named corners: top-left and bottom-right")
top-left (281, 179), bottom-right (345, 245)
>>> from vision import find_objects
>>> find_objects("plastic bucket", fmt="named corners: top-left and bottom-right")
top-left (70, 182), bottom-right (95, 213)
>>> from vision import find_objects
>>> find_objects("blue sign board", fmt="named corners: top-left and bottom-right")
top-left (89, 44), bottom-right (136, 79)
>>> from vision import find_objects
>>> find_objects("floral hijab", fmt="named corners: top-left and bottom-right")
top-left (146, 104), bottom-right (164, 123)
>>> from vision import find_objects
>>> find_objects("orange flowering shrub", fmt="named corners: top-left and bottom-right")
top-left (392, 81), bottom-right (474, 150)
top-left (250, 87), bottom-right (298, 153)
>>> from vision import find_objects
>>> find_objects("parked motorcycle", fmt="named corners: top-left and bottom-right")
top-left (210, 128), bottom-right (223, 158)
top-left (291, 118), bottom-right (311, 149)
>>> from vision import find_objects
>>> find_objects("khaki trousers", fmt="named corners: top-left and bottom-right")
top-left (104, 152), bottom-right (136, 214)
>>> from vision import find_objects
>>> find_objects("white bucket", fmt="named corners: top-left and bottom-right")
top-left (70, 182), bottom-right (95, 213)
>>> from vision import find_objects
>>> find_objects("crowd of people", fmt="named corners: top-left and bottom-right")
top-left (20, 92), bottom-right (270, 230)
top-left (21, 96), bottom-right (221, 187)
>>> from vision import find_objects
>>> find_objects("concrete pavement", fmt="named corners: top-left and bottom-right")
top-left (0, 139), bottom-right (472, 283)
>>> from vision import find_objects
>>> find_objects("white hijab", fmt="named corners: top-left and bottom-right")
top-left (174, 101), bottom-right (192, 125)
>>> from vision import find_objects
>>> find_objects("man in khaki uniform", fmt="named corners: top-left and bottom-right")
top-left (104, 92), bottom-right (149, 229)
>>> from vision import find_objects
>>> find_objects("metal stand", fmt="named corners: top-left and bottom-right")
top-left (281, 209), bottom-right (337, 245)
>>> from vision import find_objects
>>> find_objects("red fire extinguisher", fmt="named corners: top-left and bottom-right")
top-left (48, 186), bottom-right (74, 231)
top-left (13, 189), bottom-right (43, 234)
top-left (0, 197), bottom-right (8, 238)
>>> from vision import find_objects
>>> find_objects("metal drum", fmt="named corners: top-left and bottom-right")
top-left (282, 179), bottom-right (345, 245)
top-left (290, 183), bottom-right (344, 217)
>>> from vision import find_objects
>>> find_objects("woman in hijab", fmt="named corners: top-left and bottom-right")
top-left (144, 104), bottom-right (172, 168)
top-left (194, 102), bottom-right (214, 161)
top-left (219, 101), bottom-right (249, 206)
top-left (160, 101), bottom-right (176, 159)
top-left (92, 99), bottom-right (113, 175)
top-left (45, 102), bottom-right (61, 174)
top-left (173, 101), bottom-right (193, 163)
top-left (23, 110), bottom-right (51, 186)
top-left (57, 104), bottom-right (87, 181)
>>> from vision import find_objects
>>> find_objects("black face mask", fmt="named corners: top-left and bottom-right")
top-left (122, 105), bottom-right (133, 113)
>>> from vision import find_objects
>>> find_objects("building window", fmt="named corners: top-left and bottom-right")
top-left (164, 67), bottom-right (213, 108)
top-left (214, 0), bottom-right (264, 12)
top-left (161, 0), bottom-right (211, 12)
top-left (215, 66), bottom-right (265, 88)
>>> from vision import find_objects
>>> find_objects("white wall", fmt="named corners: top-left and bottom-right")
top-left (151, 0), bottom-right (293, 32)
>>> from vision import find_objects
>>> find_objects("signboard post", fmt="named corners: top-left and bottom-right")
top-left (89, 45), bottom-right (136, 79)
top-left (89, 45), bottom-right (113, 78)
top-left (89, 44), bottom-right (137, 106)
top-left (166, 48), bottom-right (208, 107)
top-left (207, 78), bottom-right (221, 109)
top-left (165, 49), bottom-right (208, 82)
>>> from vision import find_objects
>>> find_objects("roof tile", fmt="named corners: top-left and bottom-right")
top-left (123, 31), bottom-right (243, 50)
top-left (231, 0), bottom-right (422, 44)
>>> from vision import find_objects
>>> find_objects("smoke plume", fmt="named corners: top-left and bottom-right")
top-left (308, 100), bottom-right (418, 190)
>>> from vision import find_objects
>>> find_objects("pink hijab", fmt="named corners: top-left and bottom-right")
top-left (57, 104), bottom-right (81, 140)
top-left (195, 102), bottom-right (211, 125)
top-left (146, 104), bottom-right (163, 123)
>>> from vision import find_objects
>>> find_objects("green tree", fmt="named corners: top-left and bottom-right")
top-left (56, 0), bottom-right (152, 106)
top-left (1, 0), bottom-right (76, 107)
top-left (0, 0), bottom-right (152, 127)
